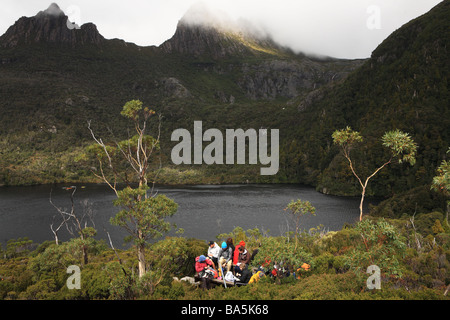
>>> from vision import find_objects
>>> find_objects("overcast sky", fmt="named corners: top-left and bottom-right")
top-left (0, 0), bottom-right (443, 59)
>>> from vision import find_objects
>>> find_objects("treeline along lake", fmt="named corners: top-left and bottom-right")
top-left (0, 183), bottom-right (377, 247)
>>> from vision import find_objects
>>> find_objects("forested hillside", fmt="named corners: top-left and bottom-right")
top-left (281, 0), bottom-right (449, 214)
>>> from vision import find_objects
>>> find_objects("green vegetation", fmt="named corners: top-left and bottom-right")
top-left (0, 213), bottom-right (448, 300)
top-left (85, 100), bottom-right (180, 278)
top-left (332, 127), bottom-right (418, 221)
top-left (431, 148), bottom-right (450, 227)
top-left (283, 199), bottom-right (316, 249)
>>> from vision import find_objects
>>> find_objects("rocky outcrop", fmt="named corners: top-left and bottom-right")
top-left (237, 58), bottom-right (364, 100)
top-left (0, 3), bottom-right (104, 48)
top-left (238, 60), bottom-right (315, 100)
top-left (160, 77), bottom-right (191, 99)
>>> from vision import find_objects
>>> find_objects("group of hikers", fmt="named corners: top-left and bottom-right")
top-left (194, 238), bottom-right (256, 289)
top-left (194, 238), bottom-right (311, 290)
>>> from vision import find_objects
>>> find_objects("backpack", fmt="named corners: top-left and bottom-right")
top-left (224, 271), bottom-right (239, 282)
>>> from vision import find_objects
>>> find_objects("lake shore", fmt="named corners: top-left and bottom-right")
top-left (0, 183), bottom-right (373, 246)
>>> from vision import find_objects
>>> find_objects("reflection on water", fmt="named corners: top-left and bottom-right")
top-left (0, 184), bottom-right (371, 246)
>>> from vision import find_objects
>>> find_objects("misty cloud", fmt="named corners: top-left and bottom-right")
top-left (204, 0), bottom-right (443, 58)
top-left (179, 1), bottom-right (270, 40)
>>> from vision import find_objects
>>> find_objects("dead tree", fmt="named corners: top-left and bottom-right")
top-left (49, 186), bottom-right (96, 265)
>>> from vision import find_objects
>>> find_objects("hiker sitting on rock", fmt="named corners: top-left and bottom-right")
top-left (195, 255), bottom-right (215, 273)
top-left (218, 241), bottom-right (233, 273)
top-left (195, 255), bottom-right (217, 290)
top-left (234, 245), bottom-right (251, 274)
top-left (207, 241), bottom-right (220, 266)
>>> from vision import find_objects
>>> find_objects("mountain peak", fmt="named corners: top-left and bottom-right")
top-left (178, 2), bottom-right (237, 32)
top-left (0, 3), bottom-right (104, 48)
top-left (161, 3), bottom-right (283, 59)
top-left (37, 3), bottom-right (65, 17)
top-left (178, 2), bottom-right (270, 41)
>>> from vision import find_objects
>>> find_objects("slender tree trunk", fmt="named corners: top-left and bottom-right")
top-left (359, 186), bottom-right (366, 221)
top-left (138, 244), bottom-right (146, 278)
top-left (353, 159), bottom-right (391, 222)
top-left (82, 245), bottom-right (88, 265)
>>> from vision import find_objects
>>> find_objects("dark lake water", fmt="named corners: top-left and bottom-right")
top-left (0, 183), bottom-right (372, 247)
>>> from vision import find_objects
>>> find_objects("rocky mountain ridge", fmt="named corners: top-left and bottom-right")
top-left (0, 3), bottom-right (104, 48)
top-left (0, 3), bottom-right (362, 102)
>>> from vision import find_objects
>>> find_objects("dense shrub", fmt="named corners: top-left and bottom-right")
top-left (250, 237), bottom-right (313, 273)
top-left (312, 252), bottom-right (347, 274)
top-left (343, 218), bottom-right (407, 278)
top-left (0, 216), bottom-right (449, 300)
top-left (415, 212), bottom-right (446, 236)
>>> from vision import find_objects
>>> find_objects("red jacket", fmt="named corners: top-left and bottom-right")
top-left (195, 256), bottom-right (213, 273)
top-left (233, 241), bottom-right (246, 265)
